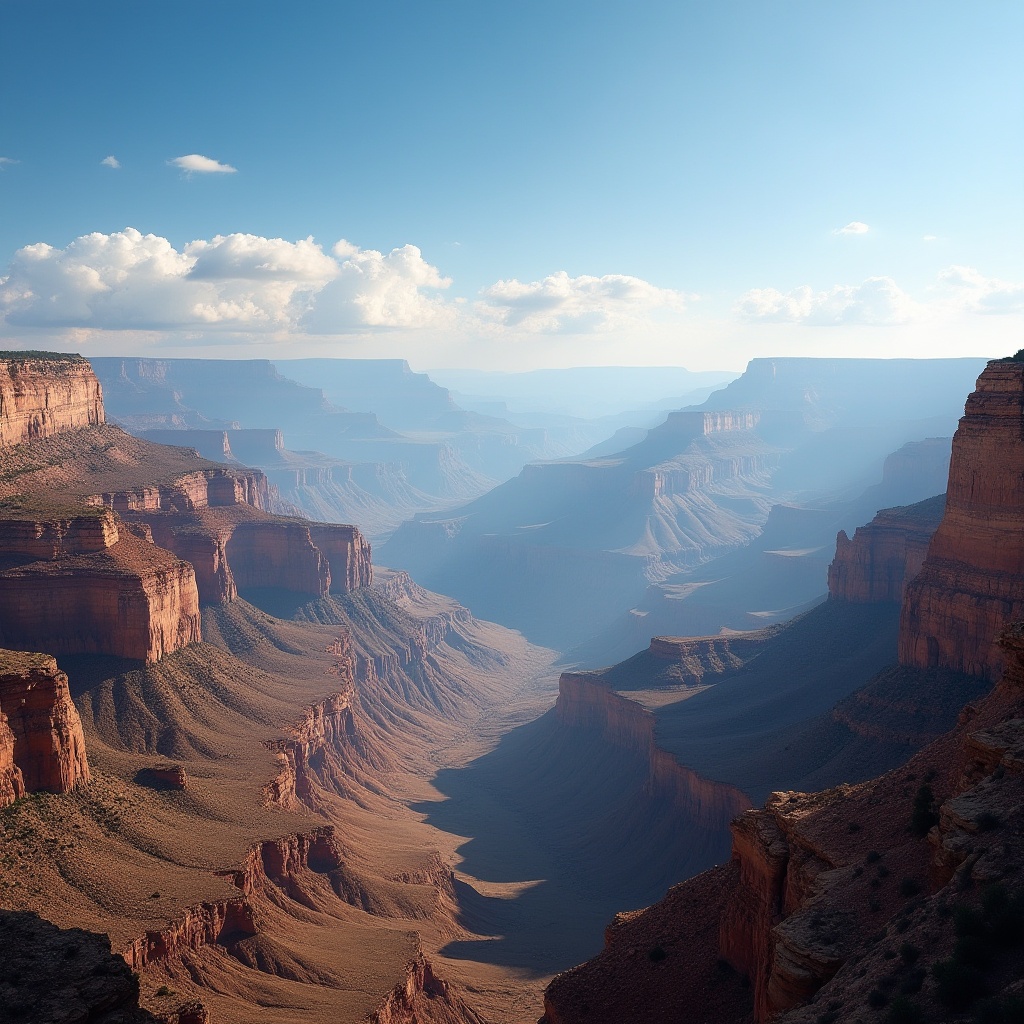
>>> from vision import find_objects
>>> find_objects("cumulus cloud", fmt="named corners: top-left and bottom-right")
top-left (478, 271), bottom-right (686, 333)
top-left (835, 221), bottom-right (870, 235)
top-left (169, 154), bottom-right (237, 174)
top-left (0, 228), bottom-right (458, 335)
top-left (304, 244), bottom-right (453, 331)
top-left (937, 265), bottom-right (1024, 314)
top-left (737, 277), bottom-right (916, 326)
top-left (100, 155), bottom-right (120, 169)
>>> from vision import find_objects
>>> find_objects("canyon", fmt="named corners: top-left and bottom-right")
top-left (541, 355), bottom-right (1024, 1023)
top-left (2, 349), bottom-right (1021, 1024)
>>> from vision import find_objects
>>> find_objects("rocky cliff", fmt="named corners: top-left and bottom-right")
top-left (0, 649), bottom-right (89, 802)
top-left (900, 359), bottom-right (1024, 680)
top-left (0, 353), bottom-right (104, 445)
top-left (828, 493), bottom-right (945, 603)
top-left (543, 621), bottom-right (1024, 1024)
top-left (0, 536), bottom-right (202, 662)
top-left (556, 671), bottom-right (752, 839)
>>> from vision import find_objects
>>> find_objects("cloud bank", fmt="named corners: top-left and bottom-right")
top-left (737, 277), bottom-right (916, 325)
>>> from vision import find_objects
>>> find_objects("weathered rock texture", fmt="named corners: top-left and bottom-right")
top-left (828, 493), bottom-right (945, 603)
top-left (556, 670), bottom-right (752, 836)
top-left (0, 649), bottom-right (89, 802)
top-left (0, 536), bottom-right (202, 662)
top-left (0, 909), bottom-right (159, 1024)
top-left (901, 359), bottom-right (1024, 680)
top-left (0, 353), bottom-right (104, 445)
top-left (544, 621), bottom-right (1024, 1024)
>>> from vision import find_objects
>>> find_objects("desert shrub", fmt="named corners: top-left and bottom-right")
top-left (932, 958), bottom-right (987, 1010)
top-left (899, 968), bottom-right (926, 995)
top-left (648, 946), bottom-right (666, 962)
top-left (868, 989), bottom-right (889, 1008)
top-left (155, 985), bottom-right (172, 997)
top-left (911, 785), bottom-right (939, 837)
top-left (885, 997), bottom-right (923, 1024)
top-left (899, 878), bottom-right (922, 898)
top-left (899, 942), bottom-right (921, 965)
top-left (867, 851), bottom-right (882, 864)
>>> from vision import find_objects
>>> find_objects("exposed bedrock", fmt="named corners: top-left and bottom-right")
top-left (0, 508), bottom-right (121, 563)
top-left (0, 354), bottom-right (104, 445)
top-left (0, 649), bottom-right (90, 801)
top-left (0, 536), bottom-right (202, 662)
top-left (93, 465), bottom-right (271, 513)
top-left (900, 360), bottom-right (1024, 680)
top-left (225, 520), bottom-right (329, 596)
top-left (556, 671), bottom-right (752, 834)
top-left (827, 493), bottom-right (945, 603)
top-left (121, 826), bottom-right (343, 972)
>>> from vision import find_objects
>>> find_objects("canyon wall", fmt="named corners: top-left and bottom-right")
top-left (900, 360), bottom-right (1024, 680)
top-left (827, 493), bottom-right (945, 603)
top-left (0, 354), bottom-right (104, 445)
top-left (0, 650), bottom-right (89, 802)
top-left (0, 538), bottom-right (202, 662)
top-left (556, 671), bottom-right (752, 834)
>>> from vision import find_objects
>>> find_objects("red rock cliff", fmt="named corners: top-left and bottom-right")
top-left (827, 493), bottom-right (945, 603)
top-left (0, 354), bottom-right (104, 445)
top-left (0, 536), bottom-right (202, 663)
top-left (900, 360), bottom-right (1024, 680)
top-left (0, 649), bottom-right (89, 801)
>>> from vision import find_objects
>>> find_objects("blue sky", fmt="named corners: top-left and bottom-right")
top-left (1, 1), bottom-right (1021, 369)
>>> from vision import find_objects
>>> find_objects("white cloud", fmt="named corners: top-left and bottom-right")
top-left (304, 244), bottom-right (453, 331)
top-left (478, 270), bottom-right (686, 333)
top-left (737, 276), bottom-right (916, 326)
top-left (100, 155), bottom-right (121, 169)
top-left (835, 221), bottom-right (870, 235)
top-left (923, 234), bottom-right (938, 242)
top-left (169, 154), bottom-right (237, 174)
top-left (0, 228), bottom-right (456, 335)
top-left (937, 265), bottom-right (1024, 315)
top-left (0, 158), bottom-right (18, 169)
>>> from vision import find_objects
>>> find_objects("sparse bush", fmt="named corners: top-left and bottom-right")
top-left (932, 958), bottom-right (987, 1010)
top-left (899, 878), bottom-right (922, 898)
top-left (648, 945), bottom-right (666, 962)
top-left (868, 988), bottom-right (889, 1008)
top-left (899, 942), bottom-right (921, 965)
top-left (848, 822), bottom-right (862, 833)
top-left (899, 968), bottom-right (925, 995)
top-left (885, 996), bottom-right (923, 1024)
top-left (911, 785), bottom-right (938, 837)
top-left (870, 898), bottom-right (882, 912)
top-left (867, 851), bottom-right (882, 864)
top-left (155, 985), bottom-right (172, 997)
top-left (877, 865), bottom-right (891, 879)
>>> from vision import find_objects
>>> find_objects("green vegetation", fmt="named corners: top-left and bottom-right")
top-left (0, 350), bottom-right (86, 362)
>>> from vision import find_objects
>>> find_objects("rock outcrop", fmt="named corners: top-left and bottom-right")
top-left (827, 493), bottom-right (945, 603)
top-left (0, 536), bottom-right (202, 662)
top-left (0, 353), bottom-right (104, 445)
top-left (556, 671), bottom-right (752, 836)
top-left (900, 359), bottom-right (1024, 680)
top-left (0, 649), bottom-right (89, 802)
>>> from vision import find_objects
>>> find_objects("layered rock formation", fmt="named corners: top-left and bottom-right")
top-left (901, 359), bottom-right (1024, 680)
top-left (0, 535), bottom-right (202, 662)
top-left (0, 649), bottom-right (89, 802)
top-left (0, 353), bottom-right (104, 445)
top-left (828, 493), bottom-right (945, 603)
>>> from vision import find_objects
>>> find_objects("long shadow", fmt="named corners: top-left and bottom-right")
top-left (412, 707), bottom-right (728, 975)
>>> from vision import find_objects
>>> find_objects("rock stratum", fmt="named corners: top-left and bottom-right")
top-left (0, 351), bottom-right (104, 445)
top-left (542, 356), bottom-right (1024, 1024)
top-left (0, 350), bottom-right (563, 1023)
top-left (901, 359), bottom-right (1024, 681)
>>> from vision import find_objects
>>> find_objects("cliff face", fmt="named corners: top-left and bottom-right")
top-left (827, 493), bottom-right (945, 603)
top-left (556, 671), bottom-right (752, 835)
top-left (0, 354), bottom-right (104, 445)
top-left (0, 537), bottom-right (202, 663)
top-left (0, 650), bottom-right (89, 801)
top-left (900, 360), bottom-right (1024, 680)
